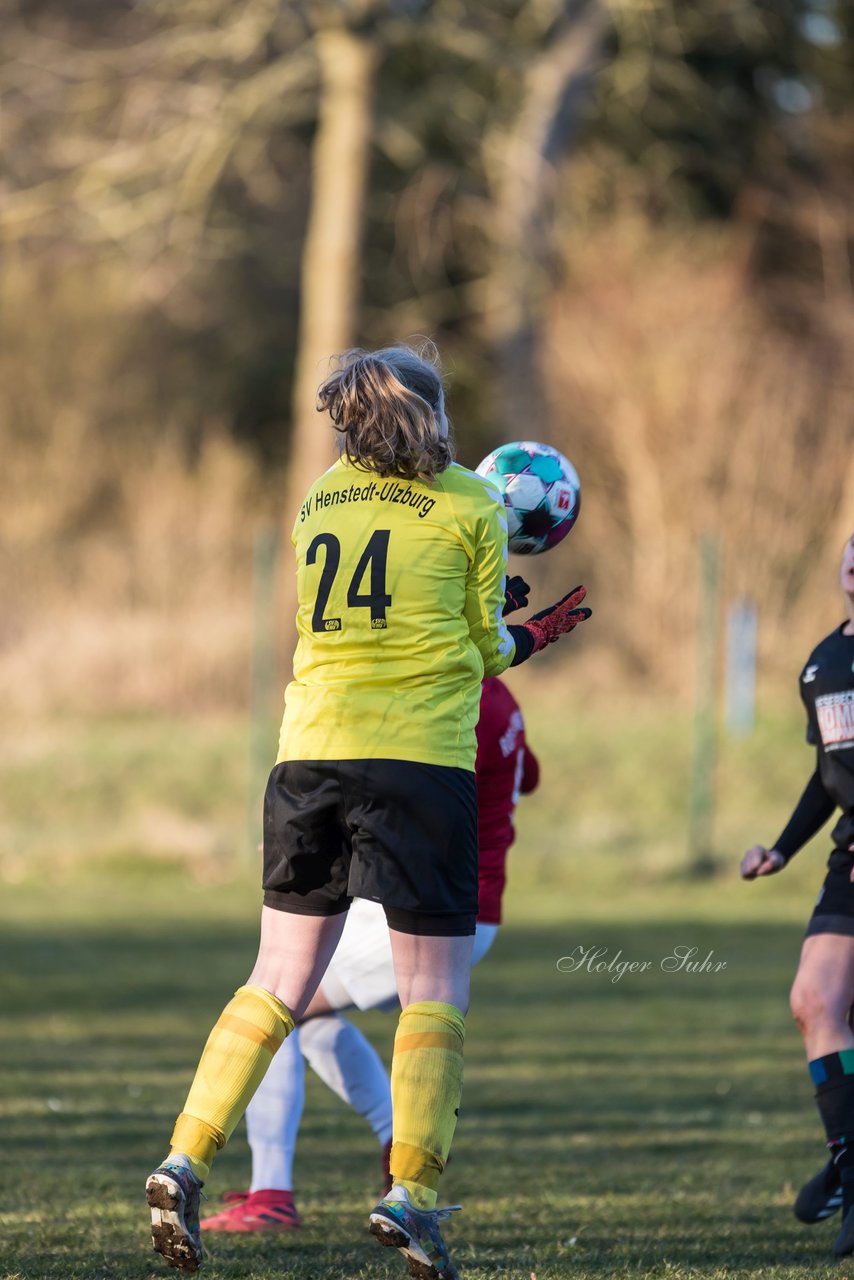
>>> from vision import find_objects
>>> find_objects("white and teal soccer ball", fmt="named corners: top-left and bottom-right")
top-left (476, 441), bottom-right (581, 555)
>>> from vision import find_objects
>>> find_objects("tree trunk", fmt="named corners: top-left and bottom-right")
top-left (483, 0), bottom-right (608, 441)
top-left (279, 25), bottom-right (377, 665)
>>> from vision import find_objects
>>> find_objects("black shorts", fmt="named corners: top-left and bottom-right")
top-left (261, 758), bottom-right (478, 937)
top-left (806, 849), bottom-right (854, 938)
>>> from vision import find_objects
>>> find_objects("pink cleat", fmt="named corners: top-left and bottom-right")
top-left (200, 1188), bottom-right (301, 1233)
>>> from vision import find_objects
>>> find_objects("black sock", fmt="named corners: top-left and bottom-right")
top-left (811, 1053), bottom-right (854, 1209)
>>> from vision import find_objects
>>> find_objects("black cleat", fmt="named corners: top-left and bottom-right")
top-left (794, 1156), bottom-right (843, 1223)
top-left (833, 1205), bottom-right (854, 1256)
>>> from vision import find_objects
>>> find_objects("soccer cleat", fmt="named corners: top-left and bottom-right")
top-left (146, 1162), bottom-right (205, 1272)
top-left (834, 1205), bottom-right (854, 1255)
top-left (369, 1186), bottom-right (462, 1280)
top-left (794, 1157), bottom-right (843, 1223)
top-left (199, 1189), bottom-right (301, 1233)
top-left (834, 1167), bottom-right (854, 1255)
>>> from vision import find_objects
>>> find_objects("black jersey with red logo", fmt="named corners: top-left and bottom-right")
top-left (799, 624), bottom-right (854, 852)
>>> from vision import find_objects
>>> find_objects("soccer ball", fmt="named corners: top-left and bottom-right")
top-left (476, 441), bottom-right (581, 555)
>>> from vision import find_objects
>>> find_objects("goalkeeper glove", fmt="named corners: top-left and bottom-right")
top-left (508, 585), bottom-right (591, 665)
top-left (502, 575), bottom-right (531, 616)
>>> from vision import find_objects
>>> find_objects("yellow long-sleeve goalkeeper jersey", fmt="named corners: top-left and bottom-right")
top-left (277, 458), bottom-right (516, 770)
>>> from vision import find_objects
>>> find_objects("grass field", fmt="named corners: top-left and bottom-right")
top-left (2, 690), bottom-right (848, 1279)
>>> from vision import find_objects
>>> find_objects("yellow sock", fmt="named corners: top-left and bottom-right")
top-left (168, 984), bottom-right (294, 1180)
top-left (389, 1000), bottom-right (465, 1211)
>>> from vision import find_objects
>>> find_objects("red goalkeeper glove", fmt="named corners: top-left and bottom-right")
top-left (508, 585), bottom-right (591, 664)
top-left (502, 575), bottom-right (531, 616)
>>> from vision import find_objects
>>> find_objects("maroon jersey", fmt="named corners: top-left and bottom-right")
top-left (475, 676), bottom-right (539, 924)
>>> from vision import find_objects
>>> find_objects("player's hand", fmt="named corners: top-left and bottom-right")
top-left (522, 585), bottom-right (591, 652)
top-left (740, 845), bottom-right (785, 879)
top-left (503, 575), bottom-right (531, 616)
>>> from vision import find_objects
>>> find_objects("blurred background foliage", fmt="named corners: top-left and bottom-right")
top-left (1, 0), bottom-right (853, 714)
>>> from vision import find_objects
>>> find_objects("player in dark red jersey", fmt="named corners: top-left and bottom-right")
top-left (199, 674), bottom-right (539, 1233)
top-left (472, 676), bottom-right (539, 928)
top-left (740, 532), bottom-right (854, 1253)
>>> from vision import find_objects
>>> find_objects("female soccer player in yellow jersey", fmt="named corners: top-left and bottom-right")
top-left (145, 342), bottom-right (591, 1279)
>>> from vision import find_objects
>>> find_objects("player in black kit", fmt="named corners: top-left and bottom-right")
top-left (741, 532), bottom-right (854, 1254)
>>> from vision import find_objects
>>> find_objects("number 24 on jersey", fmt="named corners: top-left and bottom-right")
top-left (306, 530), bottom-right (392, 633)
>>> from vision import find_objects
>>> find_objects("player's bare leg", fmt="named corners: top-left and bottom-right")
top-left (790, 934), bottom-right (854, 1246)
top-left (369, 932), bottom-right (473, 1280)
top-left (200, 985), bottom-right (393, 1234)
top-left (147, 908), bottom-right (347, 1271)
top-left (389, 933), bottom-right (474, 1014)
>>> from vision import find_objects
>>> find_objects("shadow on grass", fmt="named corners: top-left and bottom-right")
top-left (3, 913), bottom-right (834, 1279)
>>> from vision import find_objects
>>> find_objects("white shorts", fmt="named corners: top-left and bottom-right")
top-left (319, 897), bottom-right (498, 1012)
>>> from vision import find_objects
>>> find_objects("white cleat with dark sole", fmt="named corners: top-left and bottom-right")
top-left (146, 1163), bottom-right (205, 1272)
top-left (369, 1186), bottom-right (462, 1280)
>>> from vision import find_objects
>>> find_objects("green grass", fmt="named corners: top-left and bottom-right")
top-left (1, 693), bottom-right (847, 1278)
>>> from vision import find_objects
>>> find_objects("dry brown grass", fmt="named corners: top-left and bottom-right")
top-left (2, 425), bottom-right (262, 714)
top-left (2, 219), bottom-right (851, 717)
top-left (537, 216), bottom-right (854, 692)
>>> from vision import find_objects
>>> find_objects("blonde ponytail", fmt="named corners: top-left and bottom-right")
top-left (317, 342), bottom-right (453, 481)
